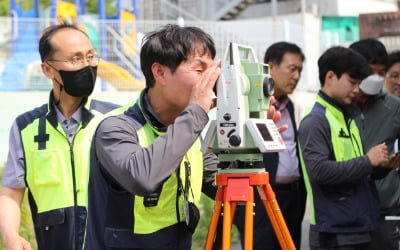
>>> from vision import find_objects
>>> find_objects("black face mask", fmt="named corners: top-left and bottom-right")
top-left (58, 66), bottom-right (97, 97)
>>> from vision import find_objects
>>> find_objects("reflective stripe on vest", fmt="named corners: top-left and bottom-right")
top-left (133, 122), bottom-right (203, 234)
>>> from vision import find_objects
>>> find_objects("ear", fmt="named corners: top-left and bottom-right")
top-left (325, 70), bottom-right (336, 87)
top-left (151, 62), bottom-right (168, 86)
top-left (41, 62), bottom-right (55, 80)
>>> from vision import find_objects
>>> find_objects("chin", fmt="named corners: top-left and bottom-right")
top-left (342, 98), bottom-right (351, 105)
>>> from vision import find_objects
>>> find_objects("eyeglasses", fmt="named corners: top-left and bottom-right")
top-left (46, 53), bottom-right (100, 68)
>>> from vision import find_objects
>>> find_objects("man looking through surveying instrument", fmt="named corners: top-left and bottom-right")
top-left (84, 24), bottom-right (285, 250)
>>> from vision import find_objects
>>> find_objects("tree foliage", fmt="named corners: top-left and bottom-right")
top-left (0, 0), bottom-right (118, 17)
top-left (87, 0), bottom-right (117, 17)
top-left (0, 0), bottom-right (10, 16)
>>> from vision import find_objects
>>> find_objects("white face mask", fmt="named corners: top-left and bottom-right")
top-left (360, 74), bottom-right (384, 95)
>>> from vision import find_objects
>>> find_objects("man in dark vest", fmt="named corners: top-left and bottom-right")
top-left (0, 24), bottom-right (118, 250)
top-left (85, 24), bottom-right (287, 250)
top-left (299, 46), bottom-right (391, 250)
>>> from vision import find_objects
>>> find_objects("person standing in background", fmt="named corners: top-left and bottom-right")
top-left (234, 41), bottom-right (307, 250)
top-left (350, 38), bottom-right (400, 250)
top-left (299, 46), bottom-right (390, 250)
top-left (384, 51), bottom-right (400, 97)
top-left (0, 24), bottom-right (118, 250)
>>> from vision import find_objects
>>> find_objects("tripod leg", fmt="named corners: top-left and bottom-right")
top-left (205, 189), bottom-right (224, 250)
top-left (257, 185), bottom-right (296, 250)
top-left (230, 202), bottom-right (237, 223)
top-left (260, 190), bottom-right (287, 248)
top-left (244, 199), bottom-right (254, 250)
top-left (222, 200), bottom-right (232, 250)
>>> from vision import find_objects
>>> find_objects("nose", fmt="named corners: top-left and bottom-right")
top-left (354, 84), bottom-right (360, 94)
top-left (82, 58), bottom-right (91, 67)
top-left (292, 70), bottom-right (300, 81)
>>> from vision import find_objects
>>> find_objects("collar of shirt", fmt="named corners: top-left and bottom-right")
top-left (274, 97), bottom-right (290, 128)
top-left (318, 90), bottom-right (358, 120)
top-left (53, 102), bottom-right (83, 125)
top-left (140, 89), bottom-right (167, 132)
top-left (274, 97), bottom-right (289, 112)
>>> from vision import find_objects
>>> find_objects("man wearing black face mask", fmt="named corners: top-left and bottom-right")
top-left (46, 53), bottom-right (98, 99)
top-left (0, 24), bottom-right (118, 250)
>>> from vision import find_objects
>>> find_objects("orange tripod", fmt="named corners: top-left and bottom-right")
top-left (204, 169), bottom-right (296, 250)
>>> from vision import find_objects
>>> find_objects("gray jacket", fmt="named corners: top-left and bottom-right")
top-left (355, 92), bottom-right (400, 213)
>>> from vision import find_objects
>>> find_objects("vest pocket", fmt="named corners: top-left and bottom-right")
top-left (34, 208), bottom-right (76, 250)
top-left (35, 208), bottom-right (65, 228)
top-left (29, 150), bottom-right (62, 185)
top-left (105, 186), bottom-right (133, 229)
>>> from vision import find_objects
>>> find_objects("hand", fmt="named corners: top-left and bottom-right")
top-left (387, 152), bottom-right (400, 169)
top-left (267, 96), bottom-right (288, 133)
top-left (367, 143), bottom-right (389, 167)
top-left (189, 60), bottom-right (221, 113)
top-left (4, 235), bottom-right (32, 250)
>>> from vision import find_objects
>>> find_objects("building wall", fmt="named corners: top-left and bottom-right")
top-left (218, 13), bottom-right (321, 92)
top-left (216, 0), bottom-right (398, 91)
top-left (336, 0), bottom-right (397, 16)
top-left (237, 0), bottom-right (397, 18)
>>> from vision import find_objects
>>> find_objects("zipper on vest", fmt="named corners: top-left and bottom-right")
top-left (70, 138), bottom-right (78, 250)
top-left (50, 121), bottom-right (80, 249)
top-left (351, 133), bottom-right (362, 156)
top-left (176, 171), bottom-right (181, 224)
top-left (347, 119), bottom-right (362, 157)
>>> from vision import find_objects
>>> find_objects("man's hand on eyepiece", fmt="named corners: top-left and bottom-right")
top-left (189, 60), bottom-right (221, 113)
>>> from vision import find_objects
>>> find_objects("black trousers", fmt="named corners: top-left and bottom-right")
top-left (233, 181), bottom-right (307, 250)
top-left (310, 243), bottom-right (371, 250)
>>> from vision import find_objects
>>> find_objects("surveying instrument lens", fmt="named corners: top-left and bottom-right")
top-left (263, 77), bottom-right (274, 97)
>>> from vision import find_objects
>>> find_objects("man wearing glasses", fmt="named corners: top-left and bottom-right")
top-left (0, 24), bottom-right (118, 250)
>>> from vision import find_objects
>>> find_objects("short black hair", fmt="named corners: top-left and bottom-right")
top-left (38, 24), bottom-right (88, 62)
top-left (318, 46), bottom-right (370, 86)
top-left (386, 51), bottom-right (400, 72)
top-left (263, 41), bottom-right (305, 65)
top-left (349, 38), bottom-right (388, 66)
top-left (140, 24), bottom-right (216, 88)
